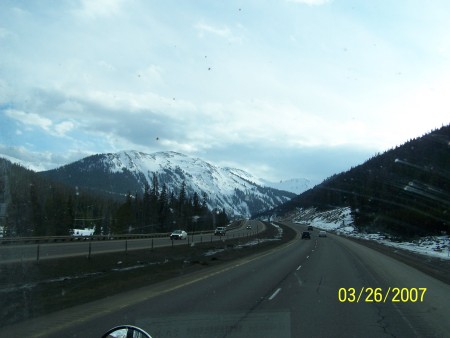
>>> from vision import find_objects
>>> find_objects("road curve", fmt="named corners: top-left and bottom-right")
top-left (2, 223), bottom-right (449, 337)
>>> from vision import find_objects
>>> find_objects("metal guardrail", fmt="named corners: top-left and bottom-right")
top-left (0, 220), bottom-right (245, 245)
top-left (0, 222), bottom-right (266, 264)
top-left (0, 230), bottom-right (214, 245)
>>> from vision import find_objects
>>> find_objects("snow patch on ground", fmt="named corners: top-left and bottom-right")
top-left (71, 228), bottom-right (95, 236)
top-left (344, 233), bottom-right (450, 260)
top-left (293, 207), bottom-right (353, 231)
top-left (204, 248), bottom-right (226, 256)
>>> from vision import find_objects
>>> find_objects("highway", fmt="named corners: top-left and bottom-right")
top-left (2, 222), bottom-right (449, 337)
top-left (0, 221), bottom-right (263, 264)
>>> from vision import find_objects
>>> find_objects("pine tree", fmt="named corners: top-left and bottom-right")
top-left (143, 181), bottom-right (151, 227)
top-left (29, 182), bottom-right (43, 236)
top-left (150, 173), bottom-right (159, 226)
top-left (192, 191), bottom-right (201, 214)
top-left (201, 192), bottom-right (208, 210)
top-left (158, 183), bottom-right (169, 231)
top-left (177, 181), bottom-right (187, 227)
top-left (114, 192), bottom-right (133, 234)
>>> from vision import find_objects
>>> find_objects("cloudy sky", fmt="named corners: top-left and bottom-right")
top-left (1, 0), bottom-right (449, 183)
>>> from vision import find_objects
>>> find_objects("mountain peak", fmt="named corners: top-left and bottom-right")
top-left (40, 150), bottom-right (297, 217)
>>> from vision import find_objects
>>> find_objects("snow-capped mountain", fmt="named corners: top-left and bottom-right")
top-left (39, 151), bottom-right (296, 217)
top-left (0, 154), bottom-right (50, 172)
top-left (261, 178), bottom-right (315, 195)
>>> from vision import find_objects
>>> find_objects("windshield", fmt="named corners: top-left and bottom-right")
top-left (0, 1), bottom-right (449, 337)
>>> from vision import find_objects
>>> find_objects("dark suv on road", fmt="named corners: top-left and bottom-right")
top-left (302, 231), bottom-right (311, 239)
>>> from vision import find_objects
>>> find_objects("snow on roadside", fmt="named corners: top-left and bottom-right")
top-left (293, 207), bottom-right (354, 232)
top-left (345, 233), bottom-right (450, 260)
top-left (71, 228), bottom-right (95, 236)
top-left (292, 207), bottom-right (450, 260)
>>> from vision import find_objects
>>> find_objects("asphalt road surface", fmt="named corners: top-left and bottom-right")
top-left (0, 221), bottom-right (263, 264)
top-left (3, 223), bottom-right (449, 337)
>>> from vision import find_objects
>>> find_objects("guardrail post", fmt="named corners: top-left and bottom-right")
top-left (151, 238), bottom-right (154, 251)
top-left (36, 244), bottom-right (40, 263)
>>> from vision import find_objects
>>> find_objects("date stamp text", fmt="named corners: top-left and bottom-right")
top-left (338, 287), bottom-right (427, 303)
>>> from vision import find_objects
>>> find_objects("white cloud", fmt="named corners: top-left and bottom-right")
top-left (4, 109), bottom-right (76, 138)
top-left (137, 65), bottom-right (164, 85)
top-left (82, 90), bottom-right (197, 117)
top-left (371, 73), bottom-right (450, 148)
top-left (195, 21), bottom-right (243, 43)
top-left (0, 144), bottom-right (92, 171)
top-left (56, 100), bottom-right (85, 114)
top-left (54, 121), bottom-right (75, 136)
top-left (1, 1), bottom-right (449, 180)
top-left (5, 109), bottom-right (52, 131)
top-left (76, 0), bottom-right (125, 19)
top-left (97, 60), bottom-right (116, 72)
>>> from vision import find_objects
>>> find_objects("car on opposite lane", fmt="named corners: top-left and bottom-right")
top-left (170, 230), bottom-right (187, 240)
top-left (214, 227), bottom-right (227, 236)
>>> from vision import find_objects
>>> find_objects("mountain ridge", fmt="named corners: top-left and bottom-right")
top-left (39, 150), bottom-right (297, 217)
top-left (257, 125), bottom-right (450, 238)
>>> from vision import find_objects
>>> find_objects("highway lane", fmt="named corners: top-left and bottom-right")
top-left (0, 220), bottom-right (263, 264)
top-left (3, 223), bottom-right (449, 337)
top-left (254, 232), bottom-right (441, 337)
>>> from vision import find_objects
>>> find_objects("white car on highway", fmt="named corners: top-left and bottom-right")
top-left (170, 230), bottom-right (187, 240)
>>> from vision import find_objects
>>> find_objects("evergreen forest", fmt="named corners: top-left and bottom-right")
top-left (0, 160), bottom-right (228, 237)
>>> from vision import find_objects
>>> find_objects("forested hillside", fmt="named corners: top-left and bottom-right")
top-left (0, 159), bottom-right (228, 237)
top-left (265, 125), bottom-right (450, 238)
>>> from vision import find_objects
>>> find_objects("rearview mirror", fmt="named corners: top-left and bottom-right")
top-left (102, 325), bottom-right (152, 338)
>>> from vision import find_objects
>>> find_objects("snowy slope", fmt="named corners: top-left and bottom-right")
top-left (261, 178), bottom-right (315, 195)
top-left (41, 150), bottom-right (296, 217)
top-left (103, 151), bottom-right (262, 196)
top-left (0, 154), bottom-right (49, 172)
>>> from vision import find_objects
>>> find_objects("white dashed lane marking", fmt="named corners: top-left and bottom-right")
top-left (269, 288), bottom-right (282, 301)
